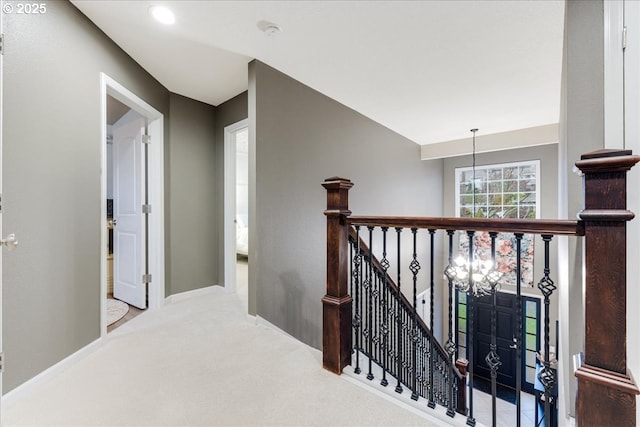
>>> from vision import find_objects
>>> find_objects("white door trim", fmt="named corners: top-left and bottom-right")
top-left (0, 0), bottom-right (5, 415)
top-left (224, 119), bottom-right (249, 295)
top-left (604, 0), bottom-right (625, 149)
top-left (100, 73), bottom-right (165, 336)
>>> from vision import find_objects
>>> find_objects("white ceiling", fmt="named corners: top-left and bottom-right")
top-left (71, 0), bottom-right (565, 146)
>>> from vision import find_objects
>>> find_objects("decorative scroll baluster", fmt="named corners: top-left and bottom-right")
top-left (537, 235), bottom-right (556, 425)
top-left (485, 232), bottom-right (501, 427)
top-left (380, 228), bottom-right (389, 387)
top-left (395, 227), bottom-right (403, 394)
top-left (410, 228), bottom-right (421, 400)
top-left (373, 257), bottom-right (380, 377)
top-left (428, 229), bottom-right (437, 409)
top-left (445, 230), bottom-right (456, 417)
top-left (466, 231), bottom-right (476, 427)
top-left (366, 227), bottom-right (374, 380)
top-left (514, 233), bottom-right (523, 427)
top-left (349, 237), bottom-right (357, 373)
top-left (390, 277), bottom-right (396, 380)
top-left (353, 225), bottom-right (362, 375)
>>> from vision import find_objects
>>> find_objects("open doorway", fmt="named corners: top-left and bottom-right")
top-left (105, 99), bottom-right (147, 331)
top-left (101, 74), bottom-right (165, 335)
top-left (224, 119), bottom-right (249, 312)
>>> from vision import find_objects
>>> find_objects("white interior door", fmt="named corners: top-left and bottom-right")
top-left (113, 111), bottom-right (146, 309)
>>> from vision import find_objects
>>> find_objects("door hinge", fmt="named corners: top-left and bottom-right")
top-left (0, 34), bottom-right (4, 55)
top-left (623, 26), bottom-right (627, 50)
top-left (142, 274), bottom-right (152, 284)
top-left (142, 204), bottom-right (152, 214)
top-left (0, 194), bottom-right (3, 213)
top-left (0, 352), bottom-right (4, 373)
top-left (142, 134), bottom-right (151, 144)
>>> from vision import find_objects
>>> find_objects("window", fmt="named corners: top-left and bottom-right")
top-left (455, 160), bottom-right (540, 220)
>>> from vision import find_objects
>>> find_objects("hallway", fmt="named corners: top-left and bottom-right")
top-left (3, 286), bottom-right (443, 426)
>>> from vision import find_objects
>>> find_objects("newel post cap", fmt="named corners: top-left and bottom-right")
top-left (322, 177), bottom-right (354, 190)
top-left (575, 149), bottom-right (640, 174)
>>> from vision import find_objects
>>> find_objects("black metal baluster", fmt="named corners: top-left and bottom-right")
top-left (366, 227), bottom-right (374, 380)
top-left (485, 232), bottom-right (501, 427)
top-left (445, 230), bottom-right (456, 417)
top-left (374, 265), bottom-right (380, 373)
top-left (395, 227), bottom-right (403, 394)
top-left (391, 279), bottom-right (396, 380)
top-left (353, 226), bottom-right (362, 374)
top-left (419, 333), bottom-right (425, 398)
top-left (410, 228), bottom-right (421, 400)
top-left (515, 233), bottom-right (523, 427)
top-left (404, 308), bottom-right (409, 388)
top-left (349, 237), bottom-right (354, 356)
top-left (426, 229), bottom-right (436, 409)
top-left (466, 230), bottom-right (476, 427)
top-left (537, 235), bottom-right (556, 426)
top-left (380, 228), bottom-right (390, 387)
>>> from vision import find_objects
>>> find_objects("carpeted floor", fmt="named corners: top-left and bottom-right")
top-left (3, 286), bottom-right (446, 426)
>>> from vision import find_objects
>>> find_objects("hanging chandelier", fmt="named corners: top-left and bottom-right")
top-left (444, 129), bottom-right (501, 296)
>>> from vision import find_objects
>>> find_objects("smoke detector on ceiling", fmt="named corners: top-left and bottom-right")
top-left (257, 20), bottom-right (282, 37)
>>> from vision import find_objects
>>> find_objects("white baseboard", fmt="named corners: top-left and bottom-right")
top-left (164, 285), bottom-right (219, 305)
top-left (255, 315), bottom-right (298, 341)
top-left (2, 338), bottom-right (103, 407)
top-left (253, 316), bottom-right (322, 359)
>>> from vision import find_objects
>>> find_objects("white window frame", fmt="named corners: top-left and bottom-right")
top-left (454, 160), bottom-right (541, 220)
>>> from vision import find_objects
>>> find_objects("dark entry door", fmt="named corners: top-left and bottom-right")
top-left (473, 292), bottom-right (517, 388)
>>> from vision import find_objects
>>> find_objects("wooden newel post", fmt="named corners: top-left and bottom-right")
top-left (575, 149), bottom-right (640, 426)
top-left (322, 177), bottom-right (354, 374)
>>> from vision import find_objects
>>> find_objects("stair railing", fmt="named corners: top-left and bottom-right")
top-left (348, 225), bottom-right (466, 415)
top-left (322, 149), bottom-right (640, 427)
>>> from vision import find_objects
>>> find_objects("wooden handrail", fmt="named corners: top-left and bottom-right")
top-left (348, 216), bottom-right (584, 236)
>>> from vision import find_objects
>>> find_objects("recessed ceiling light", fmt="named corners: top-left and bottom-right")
top-left (149, 6), bottom-right (175, 25)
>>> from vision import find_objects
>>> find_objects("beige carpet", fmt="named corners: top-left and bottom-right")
top-left (3, 286), bottom-right (445, 426)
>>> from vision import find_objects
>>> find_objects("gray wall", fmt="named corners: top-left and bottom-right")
top-left (249, 60), bottom-right (443, 349)
top-left (214, 92), bottom-right (248, 286)
top-left (558, 0), bottom-right (605, 417)
top-left (2, 1), bottom-right (224, 392)
top-left (443, 144), bottom-right (560, 345)
top-left (167, 93), bottom-right (217, 295)
top-left (2, 1), bottom-right (169, 392)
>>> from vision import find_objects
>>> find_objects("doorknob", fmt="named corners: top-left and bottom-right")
top-left (112, 219), bottom-right (117, 227)
top-left (509, 337), bottom-right (518, 350)
top-left (1, 234), bottom-right (18, 251)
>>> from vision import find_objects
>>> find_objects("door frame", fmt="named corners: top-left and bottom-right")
top-left (0, 0), bottom-right (5, 413)
top-left (100, 73), bottom-right (165, 336)
top-left (223, 119), bottom-right (249, 295)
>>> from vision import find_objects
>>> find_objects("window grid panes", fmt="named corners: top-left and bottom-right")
top-left (456, 161), bottom-right (539, 220)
